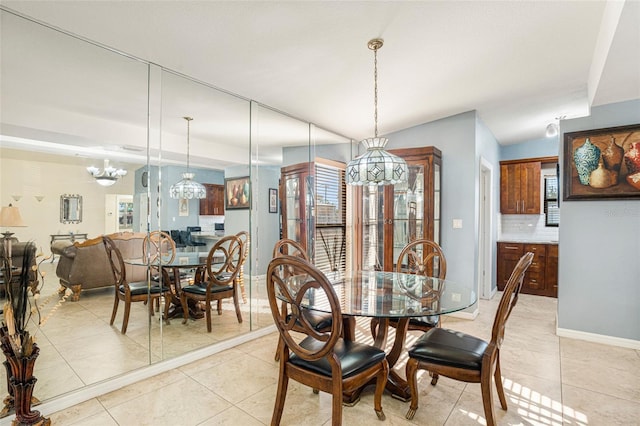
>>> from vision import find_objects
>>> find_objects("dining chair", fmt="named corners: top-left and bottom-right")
top-left (370, 239), bottom-right (447, 356)
top-left (103, 236), bottom-right (172, 334)
top-left (235, 230), bottom-right (249, 303)
top-left (272, 238), bottom-right (333, 362)
top-left (267, 255), bottom-right (388, 425)
top-left (179, 234), bottom-right (243, 332)
top-left (404, 251), bottom-right (534, 425)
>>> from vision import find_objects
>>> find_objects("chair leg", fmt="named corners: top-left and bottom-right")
top-left (205, 300), bottom-right (212, 332)
top-left (233, 290), bottom-right (243, 323)
top-left (271, 371), bottom-right (288, 426)
top-left (217, 299), bottom-right (222, 315)
top-left (430, 372), bottom-right (439, 385)
top-left (370, 317), bottom-right (379, 340)
top-left (405, 359), bottom-right (419, 420)
top-left (180, 293), bottom-right (190, 324)
top-left (274, 336), bottom-right (284, 362)
top-left (162, 294), bottom-right (171, 324)
top-left (331, 382), bottom-right (343, 426)
top-left (121, 301), bottom-right (131, 334)
top-left (373, 360), bottom-right (388, 420)
top-left (494, 354), bottom-right (507, 410)
top-left (110, 295), bottom-right (119, 326)
top-left (481, 364), bottom-right (497, 426)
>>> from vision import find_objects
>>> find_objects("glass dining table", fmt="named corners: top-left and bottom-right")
top-left (299, 270), bottom-right (478, 402)
top-left (125, 251), bottom-right (223, 319)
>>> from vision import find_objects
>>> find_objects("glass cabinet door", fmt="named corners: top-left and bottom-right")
top-left (355, 146), bottom-right (442, 273)
top-left (284, 175), bottom-right (302, 242)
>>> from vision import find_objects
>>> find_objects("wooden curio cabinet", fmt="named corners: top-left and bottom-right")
top-left (353, 146), bottom-right (442, 271)
top-left (280, 158), bottom-right (346, 276)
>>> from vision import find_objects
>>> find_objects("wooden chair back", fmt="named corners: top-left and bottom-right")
top-left (491, 251), bottom-right (534, 349)
top-left (103, 235), bottom-right (127, 289)
top-left (143, 231), bottom-right (176, 264)
top-left (267, 255), bottom-right (342, 361)
top-left (395, 239), bottom-right (447, 279)
top-left (236, 231), bottom-right (250, 266)
top-left (205, 234), bottom-right (243, 288)
top-left (272, 238), bottom-right (309, 261)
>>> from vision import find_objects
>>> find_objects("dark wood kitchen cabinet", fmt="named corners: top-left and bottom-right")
top-left (199, 184), bottom-right (224, 215)
top-left (497, 241), bottom-right (558, 297)
top-left (500, 160), bottom-right (541, 214)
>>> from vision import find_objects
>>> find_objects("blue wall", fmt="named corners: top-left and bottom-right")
top-left (559, 99), bottom-right (640, 343)
top-left (501, 136), bottom-right (560, 160)
top-left (386, 111), bottom-right (484, 311)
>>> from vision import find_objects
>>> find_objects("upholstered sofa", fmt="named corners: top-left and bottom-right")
top-left (53, 232), bottom-right (147, 301)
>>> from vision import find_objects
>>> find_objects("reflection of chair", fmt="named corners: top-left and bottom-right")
top-left (267, 255), bottom-right (388, 425)
top-left (272, 239), bottom-right (333, 362)
top-left (103, 236), bottom-right (171, 334)
top-left (143, 231), bottom-right (176, 264)
top-left (235, 230), bottom-right (249, 303)
top-left (169, 230), bottom-right (187, 250)
top-left (371, 239), bottom-right (447, 349)
top-left (405, 252), bottom-right (534, 424)
top-left (179, 234), bottom-right (243, 332)
top-left (186, 226), bottom-right (207, 251)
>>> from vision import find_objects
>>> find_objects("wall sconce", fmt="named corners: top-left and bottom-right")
top-left (34, 195), bottom-right (45, 202)
top-left (11, 195), bottom-right (21, 202)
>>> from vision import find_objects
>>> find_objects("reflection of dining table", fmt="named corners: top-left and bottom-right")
top-left (125, 252), bottom-right (223, 319)
top-left (300, 270), bottom-right (478, 402)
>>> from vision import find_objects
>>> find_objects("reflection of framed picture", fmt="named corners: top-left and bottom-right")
top-left (225, 176), bottom-right (251, 209)
top-left (179, 198), bottom-right (189, 216)
top-left (564, 124), bottom-right (640, 200)
top-left (269, 188), bottom-right (278, 213)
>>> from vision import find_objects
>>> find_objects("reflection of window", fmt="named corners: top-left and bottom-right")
top-left (544, 176), bottom-right (559, 227)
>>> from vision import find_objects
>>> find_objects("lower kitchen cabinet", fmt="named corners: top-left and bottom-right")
top-left (497, 241), bottom-right (558, 297)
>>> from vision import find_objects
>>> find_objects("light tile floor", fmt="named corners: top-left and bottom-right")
top-left (46, 293), bottom-right (640, 425)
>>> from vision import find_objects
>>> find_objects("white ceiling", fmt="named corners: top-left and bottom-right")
top-left (1, 0), bottom-right (639, 165)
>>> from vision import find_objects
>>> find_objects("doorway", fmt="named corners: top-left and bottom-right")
top-left (478, 158), bottom-right (494, 299)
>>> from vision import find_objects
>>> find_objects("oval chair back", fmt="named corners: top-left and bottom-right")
top-left (267, 255), bottom-right (388, 425)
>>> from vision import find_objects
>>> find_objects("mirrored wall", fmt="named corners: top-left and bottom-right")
top-left (0, 7), bottom-right (352, 405)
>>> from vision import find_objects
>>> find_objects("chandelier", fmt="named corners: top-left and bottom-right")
top-left (87, 159), bottom-right (127, 186)
top-left (170, 116), bottom-right (206, 199)
top-left (346, 39), bottom-right (407, 186)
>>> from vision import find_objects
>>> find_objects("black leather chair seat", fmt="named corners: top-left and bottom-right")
top-left (290, 336), bottom-right (386, 379)
top-left (408, 327), bottom-right (488, 370)
top-left (286, 309), bottom-right (333, 330)
top-left (120, 281), bottom-right (170, 296)
top-left (182, 282), bottom-right (233, 295)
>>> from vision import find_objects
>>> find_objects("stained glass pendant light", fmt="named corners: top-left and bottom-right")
top-left (346, 39), bottom-right (407, 186)
top-left (170, 116), bottom-right (206, 199)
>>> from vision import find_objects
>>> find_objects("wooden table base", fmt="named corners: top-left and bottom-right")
top-left (341, 317), bottom-right (412, 404)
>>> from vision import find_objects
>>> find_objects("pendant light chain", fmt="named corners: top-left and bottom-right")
top-left (373, 45), bottom-right (378, 138)
top-left (184, 116), bottom-right (193, 172)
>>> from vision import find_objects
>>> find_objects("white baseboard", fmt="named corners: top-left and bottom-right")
top-left (556, 327), bottom-right (640, 350)
top-left (0, 325), bottom-right (277, 425)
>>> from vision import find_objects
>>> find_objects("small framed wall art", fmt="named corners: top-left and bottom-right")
top-left (225, 176), bottom-right (251, 209)
top-left (269, 188), bottom-right (278, 213)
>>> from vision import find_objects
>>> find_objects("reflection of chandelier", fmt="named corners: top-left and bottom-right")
top-left (346, 39), bottom-right (407, 186)
top-left (87, 159), bottom-right (127, 186)
top-left (170, 116), bottom-right (206, 199)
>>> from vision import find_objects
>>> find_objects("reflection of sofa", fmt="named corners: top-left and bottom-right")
top-left (53, 232), bottom-right (147, 301)
top-left (0, 240), bottom-right (38, 295)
